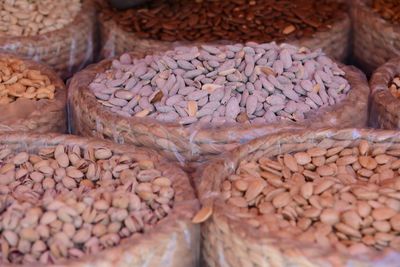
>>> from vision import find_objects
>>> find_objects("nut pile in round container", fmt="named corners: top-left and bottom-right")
top-left (221, 140), bottom-right (400, 254)
top-left (0, 58), bottom-right (56, 104)
top-left (0, 0), bottom-right (81, 36)
top-left (102, 0), bottom-right (345, 43)
top-left (0, 145), bottom-right (174, 264)
top-left (90, 43), bottom-right (351, 125)
top-left (389, 76), bottom-right (400, 98)
top-left (373, 0), bottom-right (400, 24)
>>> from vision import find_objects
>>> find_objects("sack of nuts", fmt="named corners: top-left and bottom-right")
top-left (68, 42), bottom-right (369, 166)
top-left (99, 0), bottom-right (350, 62)
top-left (0, 0), bottom-right (96, 79)
top-left (0, 132), bottom-right (199, 266)
top-left (195, 128), bottom-right (400, 267)
top-left (0, 53), bottom-right (66, 133)
top-left (352, 0), bottom-right (400, 76)
top-left (370, 57), bottom-right (400, 130)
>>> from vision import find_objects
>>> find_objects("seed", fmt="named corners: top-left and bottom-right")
top-left (320, 209), bottom-right (339, 225)
top-left (314, 180), bottom-right (335, 194)
top-left (138, 160), bottom-right (154, 170)
top-left (234, 180), bottom-right (248, 191)
top-left (228, 197), bottom-right (248, 208)
top-left (13, 152), bottom-right (29, 165)
top-left (282, 24), bottom-right (296, 35)
top-left (20, 228), bottom-right (39, 242)
top-left (294, 152), bottom-right (312, 165)
top-left (192, 205), bottom-right (213, 224)
top-left (3, 230), bottom-right (18, 246)
top-left (335, 223), bottom-right (361, 238)
top-left (245, 180), bottom-right (266, 201)
top-left (300, 182), bottom-right (313, 199)
top-left (372, 207), bottom-right (397, 220)
top-left (94, 148), bottom-right (112, 160)
top-left (283, 154), bottom-right (298, 172)
top-left (73, 229), bottom-right (91, 244)
top-left (272, 192), bottom-right (291, 208)
top-left (341, 210), bottom-right (362, 230)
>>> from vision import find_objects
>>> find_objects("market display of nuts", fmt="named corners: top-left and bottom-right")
top-left (90, 42), bottom-right (351, 125)
top-left (372, 0), bottom-right (400, 24)
top-left (389, 76), bottom-right (400, 98)
top-left (0, 0), bottom-right (81, 36)
top-left (102, 0), bottom-right (345, 43)
top-left (0, 144), bottom-right (174, 264)
top-left (220, 139), bottom-right (400, 255)
top-left (0, 58), bottom-right (56, 104)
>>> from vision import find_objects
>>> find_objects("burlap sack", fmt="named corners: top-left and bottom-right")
top-left (0, 132), bottom-right (200, 267)
top-left (370, 57), bottom-right (400, 129)
top-left (0, 53), bottom-right (66, 133)
top-left (0, 0), bottom-right (96, 79)
top-left (352, 0), bottom-right (400, 76)
top-left (68, 51), bottom-right (369, 165)
top-left (197, 128), bottom-right (400, 267)
top-left (99, 3), bottom-right (350, 62)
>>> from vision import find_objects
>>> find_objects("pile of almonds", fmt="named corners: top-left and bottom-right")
top-left (0, 145), bottom-right (174, 264)
top-left (0, 0), bottom-right (81, 36)
top-left (373, 0), bottom-right (400, 25)
top-left (389, 76), bottom-right (400, 98)
top-left (102, 0), bottom-right (345, 43)
top-left (0, 58), bottom-right (56, 104)
top-left (221, 140), bottom-right (400, 255)
top-left (90, 43), bottom-right (350, 125)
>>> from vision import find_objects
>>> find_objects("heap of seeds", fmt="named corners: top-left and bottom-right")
top-left (102, 0), bottom-right (345, 43)
top-left (0, 58), bottom-right (56, 104)
top-left (90, 43), bottom-right (350, 125)
top-left (0, 0), bottom-right (81, 36)
top-left (373, 0), bottom-right (400, 25)
top-left (0, 145), bottom-right (174, 264)
top-left (221, 140), bottom-right (400, 255)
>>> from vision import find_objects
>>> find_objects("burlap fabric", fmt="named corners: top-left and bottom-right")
top-left (352, 0), bottom-right (400, 76)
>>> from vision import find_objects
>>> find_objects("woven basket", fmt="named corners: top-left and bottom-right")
top-left (352, 0), bottom-right (400, 76)
top-left (197, 128), bottom-right (400, 267)
top-left (99, 6), bottom-right (350, 62)
top-left (0, 53), bottom-right (66, 133)
top-left (68, 53), bottom-right (369, 165)
top-left (0, 0), bottom-right (96, 80)
top-left (0, 132), bottom-right (200, 267)
top-left (370, 57), bottom-right (400, 130)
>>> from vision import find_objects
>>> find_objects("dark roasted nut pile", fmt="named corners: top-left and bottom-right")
top-left (89, 43), bottom-right (351, 125)
top-left (373, 0), bottom-right (400, 24)
top-left (101, 0), bottom-right (345, 43)
top-left (0, 145), bottom-right (174, 264)
top-left (222, 140), bottom-right (400, 255)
